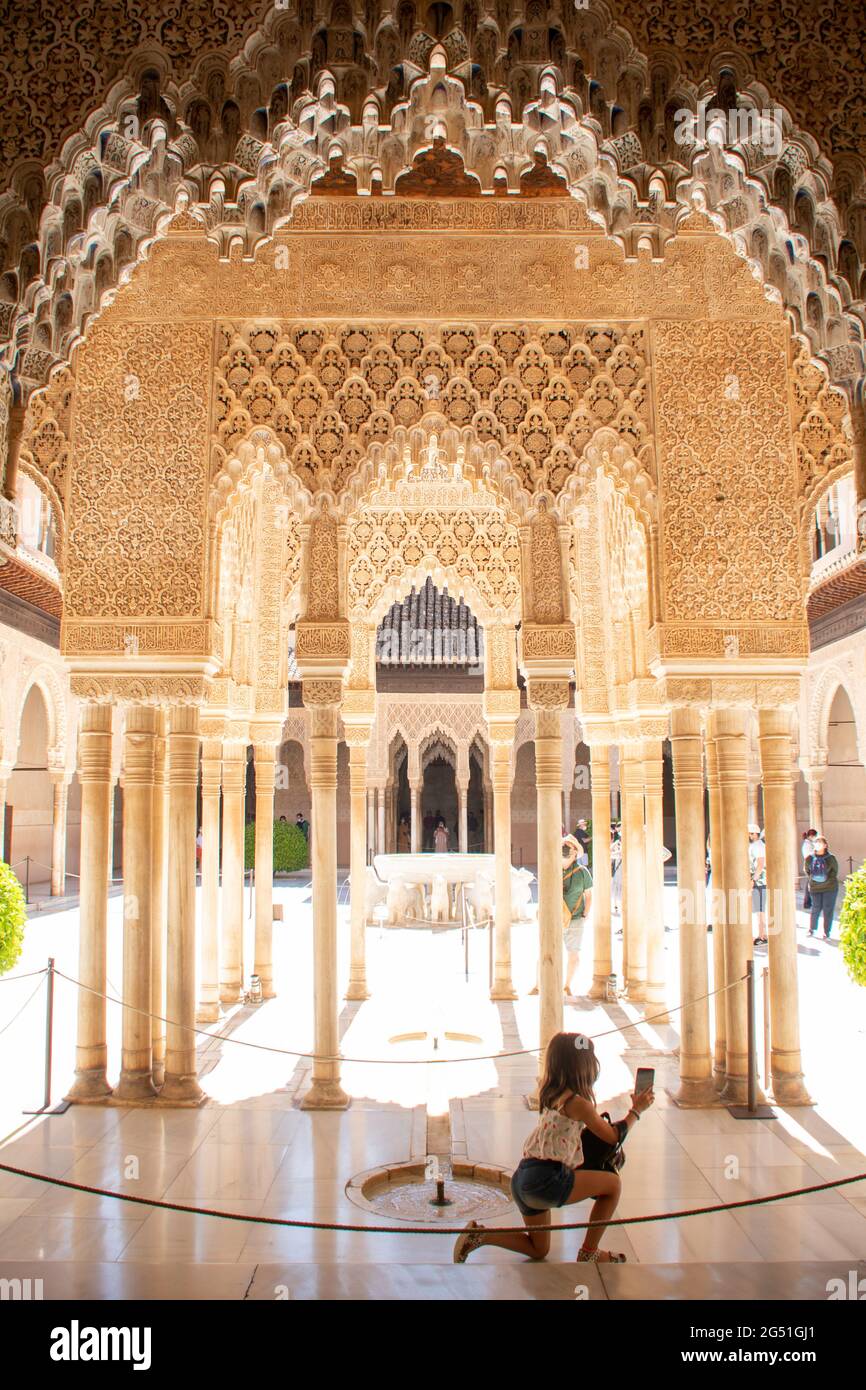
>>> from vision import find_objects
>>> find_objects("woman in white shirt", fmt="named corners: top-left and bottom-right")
top-left (453, 1031), bottom-right (654, 1264)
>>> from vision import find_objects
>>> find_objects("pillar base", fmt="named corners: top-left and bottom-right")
top-left (219, 984), bottom-right (241, 1005)
top-left (623, 980), bottom-right (646, 1002)
top-left (152, 1063), bottom-right (165, 1090)
top-left (720, 1075), bottom-right (761, 1107)
top-left (344, 982), bottom-right (370, 1001)
top-left (113, 1072), bottom-right (159, 1103)
top-left (671, 1077), bottom-right (724, 1108)
top-left (490, 983), bottom-right (518, 1001)
top-left (159, 1076), bottom-right (206, 1107)
top-left (299, 1079), bottom-right (351, 1110)
top-left (65, 1069), bottom-right (112, 1103)
top-left (770, 1072), bottom-right (813, 1106)
top-left (196, 1001), bottom-right (221, 1024)
top-left (588, 977), bottom-right (610, 1000)
top-left (645, 995), bottom-right (670, 1023)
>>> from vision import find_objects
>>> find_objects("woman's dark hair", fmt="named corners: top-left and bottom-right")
top-left (538, 1032), bottom-right (599, 1111)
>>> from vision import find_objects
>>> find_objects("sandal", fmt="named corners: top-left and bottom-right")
top-left (577, 1247), bottom-right (627, 1264)
top-left (453, 1221), bottom-right (486, 1263)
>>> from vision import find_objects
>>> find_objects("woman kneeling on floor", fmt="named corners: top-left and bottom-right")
top-left (453, 1031), bottom-right (654, 1264)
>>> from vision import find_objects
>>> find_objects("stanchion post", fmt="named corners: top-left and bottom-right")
top-left (728, 962), bottom-right (774, 1119)
top-left (24, 956), bottom-right (70, 1116)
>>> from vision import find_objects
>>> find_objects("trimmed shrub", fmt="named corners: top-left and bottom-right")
top-left (244, 819), bottom-right (310, 873)
top-left (0, 860), bottom-right (27, 975)
top-left (840, 860), bottom-right (866, 987)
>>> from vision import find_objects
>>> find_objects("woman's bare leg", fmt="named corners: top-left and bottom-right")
top-left (470, 1171), bottom-right (621, 1260)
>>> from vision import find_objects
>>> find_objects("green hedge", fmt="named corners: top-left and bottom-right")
top-left (840, 860), bottom-right (866, 987)
top-left (244, 819), bottom-right (309, 873)
top-left (0, 860), bottom-right (27, 975)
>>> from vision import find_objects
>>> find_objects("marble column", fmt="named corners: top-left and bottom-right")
top-left (220, 741), bottom-right (246, 1004)
top-left (457, 779), bottom-right (469, 853)
top-left (150, 714), bottom-right (168, 1088)
top-left (587, 744), bottom-right (612, 999)
top-left (197, 738), bottom-right (221, 1023)
top-left (643, 737), bottom-right (668, 1019)
top-left (409, 781), bottom-right (421, 853)
top-left (619, 741), bottom-right (647, 1001)
top-left (301, 698), bottom-right (349, 1109)
top-left (710, 707), bottom-right (753, 1104)
top-left (377, 784), bottom-right (386, 856)
top-left (367, 788), bottom-right (375, 858)
top-left (670, 710), bottom-right (715, 1105)
top-left (67, 703), bottom-right (113, 1101)
top-left (758, 708), bottom-right (810, 1104)
top-left (115, 706), bottom-right (158, 1101)
top-left (533, 705), bottom-right (565, 1071)
top-left (253, 743), bottom-right (277, 999)
top-left (163, 705), bottom-right (203, 1103)
top-left (804, 765), bottom-right (826, 834)
top-left (346, 737), bottom-right (371, 1001)
top-left (489, 737), bottom-right (517, 1000)
top-left (705, 728), bottom-right (727, 1089)
top-left (483, 785), bottom-right (493, 852)
top-left (49, 773), bottom-right (70, 896)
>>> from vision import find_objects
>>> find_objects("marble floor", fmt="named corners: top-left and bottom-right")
top-left (1, 877), bottom-right (865, 1298)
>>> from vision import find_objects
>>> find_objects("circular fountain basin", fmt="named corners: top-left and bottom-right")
top-left (346, 1160), bottom-right (514, 1223)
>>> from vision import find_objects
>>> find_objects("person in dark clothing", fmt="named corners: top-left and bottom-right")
top-left (804, 836), bottom-right (839, 939)
top-left (296, 811), bottom-right (310, 839)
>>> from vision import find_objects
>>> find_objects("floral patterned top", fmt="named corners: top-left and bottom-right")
top-left (523, 1098), bottom-right (584, 1167)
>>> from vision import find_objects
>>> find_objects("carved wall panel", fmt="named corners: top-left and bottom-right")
top-left (64, 320), bottom-right (210, 625)
top-left (653, 319), bottom-right (804, 625)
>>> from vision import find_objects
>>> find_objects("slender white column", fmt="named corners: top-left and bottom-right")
top-left (67, 703), bottom-right (113, 1101)
top-left (533, 704), bottom-right (565, 1075)
top-left (151, 713), bottom-right (168, 1088)
top-left (377, 785), bottom-right (386, 856)
top-left (50, 773), bottom-right (70, 896)
top-left (489, 738), bottom-right (516, 1000)
top-left (220, 741), bottom-right (246, 1004)
top-left (346, 737), bottom-right (371, 1001)
top-left (115, 705), bottom-right (158, 1101)
top-left (409, 781), bottom-right (420, 853)
top-left (804, 766), bottom-right (826, 834)
top-left (197, 739), bottom-right (221, 1023)
top-left (253, 743), bottom-right (277, 999)
top-left (758, 708), bottom-right (810, 1104)
top-left (620, 741), bottom-right (646, 1001)
top-left (643, 737), bottom-right (668, 1019)
top-left (0, 772), bottom-right (9, 860)
top-left (711, 707), bottom-right (753, 1105)
top-left (670, 709), bottom-right (715, 1105)
top-left (457, 780), bottom-right (469, 854)
top-left (301, 698), bottom-right (349, 1109)
top-left (588, 744), bottom-right (612, 999)
top-left (367, 788), bottom-right (375, 859)
top-left (705, 728), bottom-right (727, 1089)
top-left (162, 705), bottom-right (203, 1103)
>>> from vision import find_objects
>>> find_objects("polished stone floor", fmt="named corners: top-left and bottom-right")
top-left (1, 877), bottom-right (865, 1298)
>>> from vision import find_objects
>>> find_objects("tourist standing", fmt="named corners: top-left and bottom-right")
top-left (433, 818), bottom-right (450, 852)
top-left (805, 835), bottom-right (840, 939)
top-left (573, 818), bottom-right (591, 867)
top-left (397, 815), bottom-right (410, 852)
top-left (453, 1031), bottom-right (653, 1264)
top-left (801, 828), bottom-right (816, 910)
top-left (562, 834), bottom-right (592, 998)
top-left (749, 824), bottom-right (767, 945)
top-left (610, 824), bottom-right (623, 915)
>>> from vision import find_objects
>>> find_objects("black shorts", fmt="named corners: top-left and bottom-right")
top-left (510, 1158), bottom-right (575, 1217)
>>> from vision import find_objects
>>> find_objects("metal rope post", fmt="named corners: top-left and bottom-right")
top-left (729, 959), bottom-right (774, 1120)
top-left (23, 957), bottom-right (70, 1116)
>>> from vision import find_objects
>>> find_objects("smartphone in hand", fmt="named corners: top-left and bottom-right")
top-left (635, 1067), bottom-right (655, 1095)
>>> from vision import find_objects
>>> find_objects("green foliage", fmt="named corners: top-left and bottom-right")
top-left (840, 861), bottom-right (866, 987)
top-left (244, 819), bottom-right (309, 873)
top-left (0, 860), bottom-right (27, 975)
